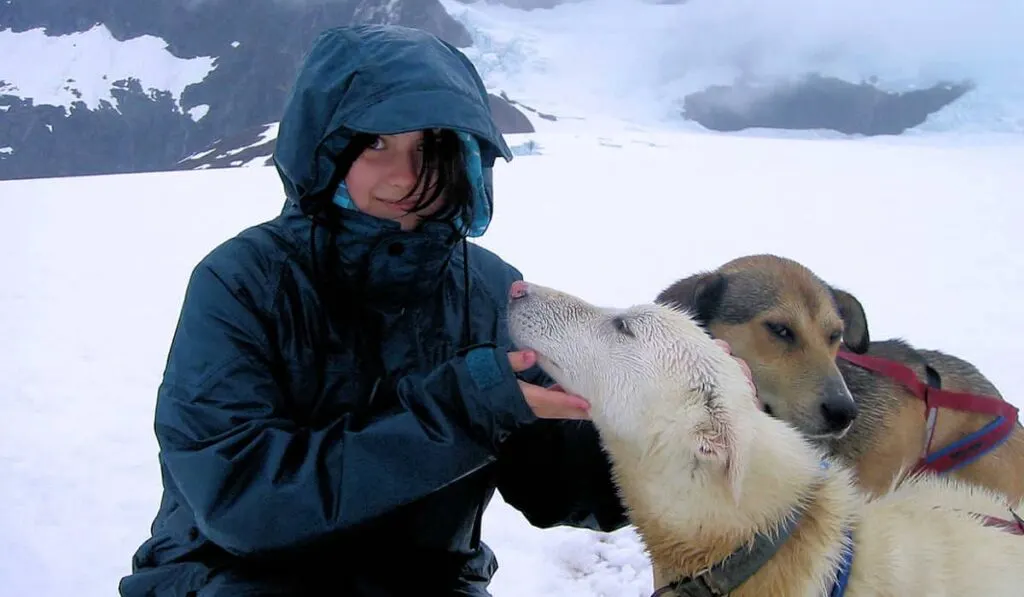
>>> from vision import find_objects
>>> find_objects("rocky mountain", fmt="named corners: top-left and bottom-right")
top-left (0, 0), bottom-right (535, 181)
top-left (1, 0), bottom-right (978, 182)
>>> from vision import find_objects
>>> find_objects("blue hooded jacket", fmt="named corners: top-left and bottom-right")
top-left (119, 24), bottom-right (628, 597)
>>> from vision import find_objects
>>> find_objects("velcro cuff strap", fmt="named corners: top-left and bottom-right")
top-left (464, 345), bottom-right (504, 391)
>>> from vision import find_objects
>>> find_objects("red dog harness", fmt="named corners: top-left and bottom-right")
top-left (836, 350), bottom-right (1019, 475)
top-left (981, 509), bottom-right (1024, 535)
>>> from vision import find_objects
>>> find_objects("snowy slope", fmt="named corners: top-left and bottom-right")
top-left (2, 128), bottom-right (1023, 597)
top-left (445, 0), bottom-right (1024, 135)
top-left (0, 24), bottom-right (216, 117)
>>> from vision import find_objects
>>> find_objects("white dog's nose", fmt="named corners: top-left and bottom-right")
top-left (510, 280), bottom-right (530, 299)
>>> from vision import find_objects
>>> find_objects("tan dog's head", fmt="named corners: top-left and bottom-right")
top-left (656, 255), bottom-right (869, 440)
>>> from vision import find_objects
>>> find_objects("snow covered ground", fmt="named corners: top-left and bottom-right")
top-left (2, 128), bottom-right (1023, 597)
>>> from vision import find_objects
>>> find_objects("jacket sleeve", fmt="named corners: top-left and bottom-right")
top-left (494, 411), bottom-right (630, 533)
top-left (495, 333), bottom-right (631, 534)
top-left (155, 256), bottom-right (539, 557)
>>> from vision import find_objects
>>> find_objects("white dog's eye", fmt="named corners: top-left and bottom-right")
top-left (613, 316), bottom-right (635, 338)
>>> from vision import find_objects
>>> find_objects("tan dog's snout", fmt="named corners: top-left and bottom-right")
top-left (818, 373), bottom-right (857, 435)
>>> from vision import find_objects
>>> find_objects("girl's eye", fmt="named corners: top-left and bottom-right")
top-left (369, 137), bottom-right (386, 150)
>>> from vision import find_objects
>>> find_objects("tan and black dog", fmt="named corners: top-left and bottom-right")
top-left (655, 254), bottom-right (1024, 503)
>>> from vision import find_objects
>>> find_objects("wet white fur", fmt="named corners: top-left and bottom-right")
top-left (507, 281), bottom-right (1024, 597)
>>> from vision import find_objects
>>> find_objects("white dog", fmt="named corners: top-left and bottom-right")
top-left (506, 280), bottom-right (1024, 597)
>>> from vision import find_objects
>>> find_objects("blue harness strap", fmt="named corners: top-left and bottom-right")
top-left (820, 459), bottom-right (854, 597)
top-left (828, 528), bottom-right (855, 597)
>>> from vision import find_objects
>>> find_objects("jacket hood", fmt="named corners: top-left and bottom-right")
top-left (272, 24), bottom-right (515, 234)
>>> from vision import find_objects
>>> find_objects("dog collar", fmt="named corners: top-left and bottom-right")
top-left (650, 506), bottom-right (804, 597)
top-left (651, 461), bottom-right (848, 597)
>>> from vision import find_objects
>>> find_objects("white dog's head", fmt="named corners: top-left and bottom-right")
top-left (507, 280), bottom-right (759, 503)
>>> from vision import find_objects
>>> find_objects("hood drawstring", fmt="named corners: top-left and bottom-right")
top-left (308, 213), bottom-right (340, 415)
top-left (307, 208), bottom-right (474, 412)
top-left (310, 212), bottom-right (389, 412)
top-left (461, 238), bottom-right (472, 350)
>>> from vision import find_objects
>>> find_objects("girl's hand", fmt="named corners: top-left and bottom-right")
top-left (508, 350), bottom-right (591, 420)
top-left (714, 339), bottom-right (758, 399)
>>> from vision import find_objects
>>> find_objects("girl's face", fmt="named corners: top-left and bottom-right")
top-left (344, 130), bottom-right (445, 231)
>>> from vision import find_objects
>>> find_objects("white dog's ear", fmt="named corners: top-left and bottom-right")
top-left (694, 397), bottom-right (749, 506)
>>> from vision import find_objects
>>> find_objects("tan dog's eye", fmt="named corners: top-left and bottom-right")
top-left (765, 321), bottom-right (795, 343)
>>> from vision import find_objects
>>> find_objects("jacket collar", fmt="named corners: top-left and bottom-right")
top-left (282, 200), bottom-right (461, 312)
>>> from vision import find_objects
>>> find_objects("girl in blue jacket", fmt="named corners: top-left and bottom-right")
top-left (120, 23), bottom-right (630, 597)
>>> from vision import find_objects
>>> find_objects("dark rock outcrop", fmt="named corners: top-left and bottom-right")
top-left (488, 93), bottom-right (536, 133)
top-left (1, 77), bottom-right (200, 180)
top-left (683, 74), bottom-right (973, 136)
top-left (499, 91), bottom-right (557, 124)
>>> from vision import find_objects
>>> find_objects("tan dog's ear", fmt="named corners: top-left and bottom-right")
top-left (656, 272), bottom-right (728, 326)
top-left (830, 286), bottom-right (870, 353)
top-left (694, 397), bottom-right (749, 505)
